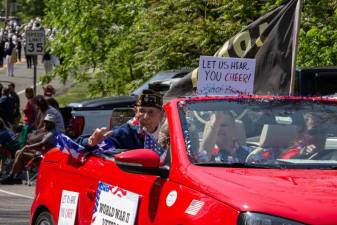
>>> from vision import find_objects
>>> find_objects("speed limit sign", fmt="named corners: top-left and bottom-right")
top-left (25, 29), bottom-right (45, 55)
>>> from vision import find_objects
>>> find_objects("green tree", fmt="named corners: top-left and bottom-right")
top-left (43, 0), bottom-right (337, 96)
top-left (17, 0), bottom-right (45, 21)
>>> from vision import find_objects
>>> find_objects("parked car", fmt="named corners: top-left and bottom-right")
top-left (295, 67), bottom-right (337, 96)
top-left (66, 69), bottom-right (191, 138)
top-left (31, 95), bottom-right (337, 225)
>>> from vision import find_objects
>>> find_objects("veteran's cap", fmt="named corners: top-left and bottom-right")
top-left (136, 89), bottom-right (163, 109)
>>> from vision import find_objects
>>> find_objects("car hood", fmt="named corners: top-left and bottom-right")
top-left (185, 165), bottom-right (337, 225)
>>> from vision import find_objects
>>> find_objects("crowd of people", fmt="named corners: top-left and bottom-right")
top-left (0, 82), bottom-right (63, 184)
top-left (0, 17), bottom-right (59, 76)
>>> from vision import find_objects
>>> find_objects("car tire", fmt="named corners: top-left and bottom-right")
top-left (35, 211), bottom-right (55, 225)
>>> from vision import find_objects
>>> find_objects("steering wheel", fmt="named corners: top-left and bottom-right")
top-left (309, 149), bottom-right (337, 160)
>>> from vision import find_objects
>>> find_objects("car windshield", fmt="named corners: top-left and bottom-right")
top-left (178, 97), bottom-right (337, 169)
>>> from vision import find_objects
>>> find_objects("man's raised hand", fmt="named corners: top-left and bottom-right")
top-left (88, 127), bottom-right (113, 146)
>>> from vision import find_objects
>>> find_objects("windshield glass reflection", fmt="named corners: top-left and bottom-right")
top-left (179, 98), bottom-right (337, 168)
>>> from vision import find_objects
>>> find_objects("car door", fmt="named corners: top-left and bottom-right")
top-left (57, 153), bottom-right (164, 224)
top-left (89, 154), bottom-right (165, 224)
top-left (57, 155), bottom-right (110, 224)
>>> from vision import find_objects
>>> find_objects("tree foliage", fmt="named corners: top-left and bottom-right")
top-left (43, 0), bottom-right (337, 96)
top-left (17, 0), bottom-right (46, 21)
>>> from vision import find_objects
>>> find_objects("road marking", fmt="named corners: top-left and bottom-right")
top-left (17, 81), bottom-right (42, 95)
top-left (0, 188), bottom-right (34, 199)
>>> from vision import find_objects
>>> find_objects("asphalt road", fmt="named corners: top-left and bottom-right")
top-left (0, 183), bottom-right (35, 225)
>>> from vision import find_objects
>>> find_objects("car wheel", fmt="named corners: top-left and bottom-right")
top-left (35, 211), bottom-right (55, 225)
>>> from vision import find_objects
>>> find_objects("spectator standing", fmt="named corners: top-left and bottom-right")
top-left (16, 37), bottom-right (22, 62)
top-left (0, 38), bottom-right (5, 67)
top-left (43, 84), bottom-right (59, 110)
top-left (23, 87), bottom-right (37, 128)
top-left (0, 87), bottom-right (14, 127)
top-left (42, 51), bottom-right (53, 74)
top-left (7, 83), bottom-right (21, 130)
top-left (24, 42), bottom-right (32, 69)
top-left (4, 39), bottom-right (15, 77)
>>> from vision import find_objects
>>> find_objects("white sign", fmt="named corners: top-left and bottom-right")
top-left (58, 190), bottom-right (79, 225)
top-left (91, 182), bottom-right (139, 225)
top-left (25, 29), bottom-right (45, 55)
top-left (197, 56), bottom-right (256, 96)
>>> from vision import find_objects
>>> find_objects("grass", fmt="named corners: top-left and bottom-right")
top-left (55, 83), bottom-right (93, 107)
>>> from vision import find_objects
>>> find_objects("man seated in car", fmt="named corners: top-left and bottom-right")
top-left (198, 111), bottom-right (252, 163)
top-left (85, 89), bottom-right (166, 158)
top-left (281, 127), bottom-right (327, 159)
top-left (246, 112), bottom-right (326, 162)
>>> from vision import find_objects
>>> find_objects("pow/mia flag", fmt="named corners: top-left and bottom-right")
top-left (165, 0), bottom-right (302, 97)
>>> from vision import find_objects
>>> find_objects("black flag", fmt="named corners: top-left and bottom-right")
top-left (165, 0), bottom-right (302, 97)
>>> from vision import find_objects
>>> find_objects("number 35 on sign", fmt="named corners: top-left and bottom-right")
top-left (25, 30), bottom-right (45, 55)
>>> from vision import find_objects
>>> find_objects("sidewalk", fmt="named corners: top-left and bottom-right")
top-left (0, 56), bottom-right (73, 110)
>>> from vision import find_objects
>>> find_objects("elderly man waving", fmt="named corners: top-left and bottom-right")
top-left (85, 90), bottom-right (165, 154)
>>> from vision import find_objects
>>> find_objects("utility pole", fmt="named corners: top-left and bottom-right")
top-left (5, 0), bottom-right (10, 18)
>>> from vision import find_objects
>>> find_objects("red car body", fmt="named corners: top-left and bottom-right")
top-left (31, 96), bottom-right (337, 225)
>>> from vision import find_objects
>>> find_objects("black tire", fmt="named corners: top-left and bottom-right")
top-left (35, 211), bottom-right (55, 225)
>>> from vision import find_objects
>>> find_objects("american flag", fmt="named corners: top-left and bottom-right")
top-left (91, 182), bottom-right (107, 224)
top-left (144, 133), bottom-right (166, 162)
top-left (55, 129), bottom-right (166, 162)
top-left (55, 132), bottom-right (118, 160)
top-left (185, 200), bottom-right (204, 216)
top-left (56, 132), bottom-right (87, 159)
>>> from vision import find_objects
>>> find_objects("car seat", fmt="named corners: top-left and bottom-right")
top-left (259, 124), bottom-right (297, 149)
top-left (246, 124), bottom-right (297, 162)
top-left (235, 120), bottom-right (246, 145)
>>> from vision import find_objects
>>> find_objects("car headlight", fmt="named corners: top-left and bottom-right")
top-left (238, 212), bottom-right (305, 225)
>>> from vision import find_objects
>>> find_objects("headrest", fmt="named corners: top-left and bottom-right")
top-left (259, 124), bottom-right (297, 148)
top-left (235, 120), bottom-right (246, 145)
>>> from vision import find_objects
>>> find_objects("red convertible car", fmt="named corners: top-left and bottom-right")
top-left (31, 96), bottom-right (337, 225)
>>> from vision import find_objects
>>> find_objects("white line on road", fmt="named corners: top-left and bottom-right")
top-left (0, 188), bottom-right (34, 199)
top-left (17, 81), bottom-right (42, 95)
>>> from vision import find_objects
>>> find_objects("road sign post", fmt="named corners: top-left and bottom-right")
top-left (25, 29), bottom-right (45, 95)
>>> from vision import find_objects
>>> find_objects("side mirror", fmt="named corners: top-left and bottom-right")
top-left (115, 149), bottom-right (169, 178)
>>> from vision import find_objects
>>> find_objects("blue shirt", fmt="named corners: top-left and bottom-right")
top-left (0, 128), bottom-right (20, 153)
top-left (0, 96), bottom-right (14, 124)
